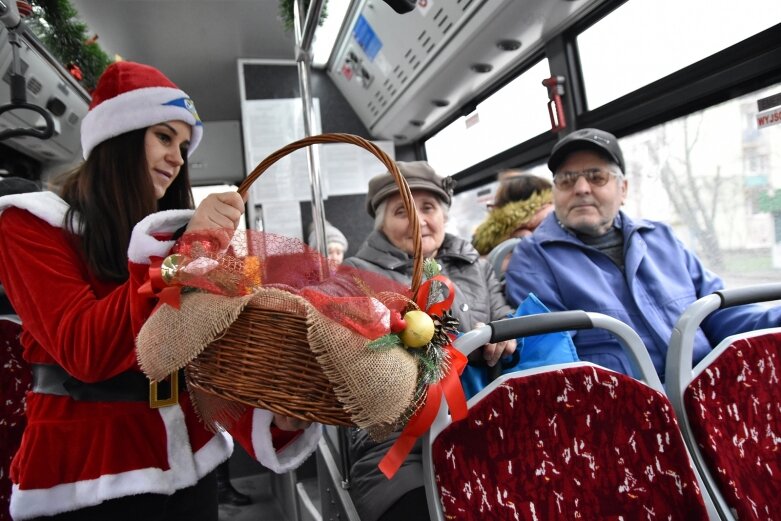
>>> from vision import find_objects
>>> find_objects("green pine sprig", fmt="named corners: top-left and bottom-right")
top-left (367, 333), bottom-right (403, 351)
top-left (278, 0), bottom-right (329, 33)
top-left (27, 0), bottom-right (112, 90)
top-left (423, 258), bottom-right (441, 279)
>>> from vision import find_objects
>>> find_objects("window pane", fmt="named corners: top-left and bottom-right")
top-left (446, 162), bottom-right (551, 241)
top-left (192, 185), bottom-right (245, 230)
top-left (578, 0), bottom-right (781, 109)
top-left (619, 82), bottom-right (781, 287)
top-left (425, 59), bottom-right (551, 177)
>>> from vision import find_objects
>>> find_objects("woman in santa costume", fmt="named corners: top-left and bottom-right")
top-left (0, 61), bottom-right (320, 520)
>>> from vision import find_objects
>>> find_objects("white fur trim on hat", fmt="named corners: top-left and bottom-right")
top-left (81, 86), bottom-right (203, 159)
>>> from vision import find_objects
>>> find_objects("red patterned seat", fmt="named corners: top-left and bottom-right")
top-left (683, 332), bottom-right (781, 521)
top-left (432, 364), bottom-right (708, 520)
top-left (1, 316), bottom-right (28, 521)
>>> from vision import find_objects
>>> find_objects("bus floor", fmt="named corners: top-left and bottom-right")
top-left (217, 472), bottom-right (322, 521)
top-left (217, 472), bottom-right (285, 521)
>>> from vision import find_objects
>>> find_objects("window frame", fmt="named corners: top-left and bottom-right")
top-left (418, 8), bottom-right (781, 194)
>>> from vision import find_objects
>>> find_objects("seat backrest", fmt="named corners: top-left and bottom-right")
top-left (0, 315), bottom-right (28, 518)
top-left (666, 283), bottom-right (781, 521)
top-left (683, 330), bottom-right (781, 521)
top-left (432, 363), bottom-right (708, 520)
top-left (0, 313), bottom-right (26, 425)
top-left (424, 311), bottom-right (710, 521)
top-left (486, 237), bottom-right (521, 283)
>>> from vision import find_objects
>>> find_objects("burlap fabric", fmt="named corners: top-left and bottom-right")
top-left (136, 287), bottom-right (419, 433)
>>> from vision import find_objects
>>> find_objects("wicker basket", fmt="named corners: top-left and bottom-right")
top-left (181, 133), bottom-right (424, 427)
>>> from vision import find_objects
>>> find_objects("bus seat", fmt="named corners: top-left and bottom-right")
top-left (1, 314), bottom-right (28, 518)
top-left (424, 311), bottom-right (712, 521)
top-left (666, 283), bottom-right (781, 521)
top-left (486, 237), bottom-right (521, 284)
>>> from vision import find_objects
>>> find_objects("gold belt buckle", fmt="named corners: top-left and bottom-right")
top-left (149, 371), bottom-right (179, 408)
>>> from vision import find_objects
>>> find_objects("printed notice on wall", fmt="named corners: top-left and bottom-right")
top-left (259, 200), bottom-right (303, 239)
top-left (321, 140), bottom-right (395, 196)
top-left (241, 98), bottom-right (323, 203)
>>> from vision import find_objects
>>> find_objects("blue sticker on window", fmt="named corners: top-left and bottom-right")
top-left (353, 15), bottom-right (382, 62)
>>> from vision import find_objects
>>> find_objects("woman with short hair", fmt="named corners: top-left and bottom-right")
top-left (344, 160), bottom-right (516, 521)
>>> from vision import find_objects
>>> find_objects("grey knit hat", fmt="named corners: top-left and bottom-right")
top-left (308, 222), bottom-right (348, 251)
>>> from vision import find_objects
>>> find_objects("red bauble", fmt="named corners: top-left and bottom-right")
top-left (16, 1), bottom-right (33, 17)
top-left (67, 63), bottom-right (83, 81)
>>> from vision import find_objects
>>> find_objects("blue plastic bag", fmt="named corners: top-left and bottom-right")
top-left (460, 293), bottom-right (579, 400)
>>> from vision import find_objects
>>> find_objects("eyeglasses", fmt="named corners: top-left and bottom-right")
top-left (553, 168), bottom-right (621, 191)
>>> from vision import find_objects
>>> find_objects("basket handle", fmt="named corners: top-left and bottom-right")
top-left (237, 133), bottom-right (423, 295)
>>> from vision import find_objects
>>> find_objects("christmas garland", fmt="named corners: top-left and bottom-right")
top-left (25, 0), bottom-right (111, 91)
top-left (278, 0), bottom-right (328, 33)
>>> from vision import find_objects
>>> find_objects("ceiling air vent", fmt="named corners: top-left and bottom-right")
top-left (329, 0), bottom-right (509, 139)
top-left (26, 77), bottom-right (42, 95)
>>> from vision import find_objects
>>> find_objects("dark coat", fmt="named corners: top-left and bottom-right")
top-left (343, 230), bottom-right (511, 521)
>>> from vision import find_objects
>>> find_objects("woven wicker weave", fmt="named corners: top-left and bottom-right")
top-left (184, 133), bottom-right (423, 426)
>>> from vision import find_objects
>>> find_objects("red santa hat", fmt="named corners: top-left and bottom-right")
top-left (80, 61), bottom-right (203, 159)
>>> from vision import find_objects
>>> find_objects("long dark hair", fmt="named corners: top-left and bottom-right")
top-left (60, 128), bottom-right (194, 281)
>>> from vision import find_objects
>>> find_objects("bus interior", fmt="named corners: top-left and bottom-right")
top-left (1, 0), bottom-right (781, 519)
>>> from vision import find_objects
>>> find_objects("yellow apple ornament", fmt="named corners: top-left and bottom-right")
top-left (399, 310), bottom-right (435, 348)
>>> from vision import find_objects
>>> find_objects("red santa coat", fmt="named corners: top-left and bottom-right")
top-left (0, 192), bottom-right (321, 520)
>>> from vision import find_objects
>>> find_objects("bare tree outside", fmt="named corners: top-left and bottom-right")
top-left (640, 118), bottom-right (725, 271)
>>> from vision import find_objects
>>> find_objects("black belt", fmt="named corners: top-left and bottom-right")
top-left (31, 364), bottom-right (184, 402)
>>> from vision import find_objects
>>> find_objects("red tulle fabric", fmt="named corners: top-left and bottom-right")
top-left (169, 230), bottom-right (411, 340)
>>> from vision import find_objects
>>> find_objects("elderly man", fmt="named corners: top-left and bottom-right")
top-left (504, 128), bottom-right (781, 380)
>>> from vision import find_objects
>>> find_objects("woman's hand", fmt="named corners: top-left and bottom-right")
top-left (272, 413), bottom-right (311, 432)
top-left (476, 322), bottom-right (517, 367)
top-left (186, 192), bottom-right (245, 249)
top-left (187, 192), bottom-right (245, 231)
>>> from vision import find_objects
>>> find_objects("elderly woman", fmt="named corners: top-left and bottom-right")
top-left (307, 220), bottom-right (349, 266)
top-left (344, 160), bottom-right (516, 521)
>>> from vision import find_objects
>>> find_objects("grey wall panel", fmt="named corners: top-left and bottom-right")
top-left (242, 63), bottom-right (371, 136)
top-left (242, 62), bottom-right (387, 253)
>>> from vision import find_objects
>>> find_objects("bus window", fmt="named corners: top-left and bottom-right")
top-left (578, 0), bottom-right (781, 110)
top-left (619, 81), bottom-right (781, 287)
top-left (446, 162), bottom-right (550, 242)
top-left (425, 59), bottom-right (550, 177)
top-left (192, 184), bottom-right (245, 232)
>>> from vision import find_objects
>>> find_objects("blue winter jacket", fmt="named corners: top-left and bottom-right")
top-left (504, 211), bottom-right (781, 381)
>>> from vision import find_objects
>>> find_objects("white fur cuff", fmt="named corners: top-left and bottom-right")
top-left (128, 209), bottom-right (194, 264)
top-left (250, 409), bottom-right (322, 474)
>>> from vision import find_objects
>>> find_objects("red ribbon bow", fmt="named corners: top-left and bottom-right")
top-left (378, 274), bottom-right (468, 479)
top-left (138, 256), bottom-right (181, 314)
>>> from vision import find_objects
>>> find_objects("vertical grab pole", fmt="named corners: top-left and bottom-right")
top-left (294, 0), bottom-right (329, 276)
